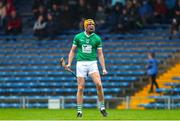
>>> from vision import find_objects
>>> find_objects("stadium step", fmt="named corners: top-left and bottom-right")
top-left (117, 62), bottom-right (180, 109)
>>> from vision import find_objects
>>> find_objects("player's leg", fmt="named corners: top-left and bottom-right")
top-left (152, 75), bottom-right (159, 90)
top-left (90, 72), bottom-right (108, 117)
top-left (149, 75), bottom-right (154, 93)
top-left (76, 61), bottom-right (87, 117)
top-left (90, 72), bottom-right (104, 104)
top-left (88, 61), bottom-right (108, 117)
top-left (76, 77), bottom-right (85, 117)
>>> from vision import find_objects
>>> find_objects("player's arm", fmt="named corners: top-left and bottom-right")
top-left (98, 48), bottom-right (107, 75)
top-left (67, 34), bottom-right (78, 69)
top-left (67, 45), bottom-right (77, 68)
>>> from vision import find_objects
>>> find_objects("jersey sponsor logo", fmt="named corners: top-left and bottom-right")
top-left (82, 44), bottom-right (92, 53)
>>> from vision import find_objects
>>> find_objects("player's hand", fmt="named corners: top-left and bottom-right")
top-left (65, 64), bottom-right (71, 71)
top-left (102, 69), bottom-right (108, 75)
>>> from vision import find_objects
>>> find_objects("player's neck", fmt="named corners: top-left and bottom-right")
top-left (84, 31), bottom-right (94, 37)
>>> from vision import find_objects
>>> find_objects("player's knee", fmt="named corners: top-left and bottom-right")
top-left (78, 85), bottom-right (84, 92)
top-left (96, 83), bottom-right (102, 91)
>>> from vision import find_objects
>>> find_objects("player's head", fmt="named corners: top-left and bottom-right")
top-left (84, 19), bottom-right (95, 34)
top-left (148, 52), bottom-right (155, 59)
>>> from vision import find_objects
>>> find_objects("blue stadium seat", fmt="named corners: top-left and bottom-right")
top-left (172, 77), bottom-right (180, 81)
top-left (0, 103), bottom-right (20, 108)
top-left (27, 103), bottom-right (48, 108)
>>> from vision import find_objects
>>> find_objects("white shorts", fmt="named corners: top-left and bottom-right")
top-left (76, 61), bottom-right (99, 77)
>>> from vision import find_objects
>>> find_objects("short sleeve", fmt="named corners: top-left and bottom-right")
top-left (97, 36), bottom-right (102, 48)
top-left (73, 35), bottom-right (78, 46)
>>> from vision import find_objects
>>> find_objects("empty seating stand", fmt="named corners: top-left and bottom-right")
top-left (0, 31), bottom-right (180, 108)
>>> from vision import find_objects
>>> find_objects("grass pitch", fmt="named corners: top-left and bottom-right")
top-left (0, 109), bottom-right (179, 120)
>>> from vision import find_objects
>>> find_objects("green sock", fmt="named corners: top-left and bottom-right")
top-left (77, 104), bottom-right (82, 113)
top-left (99, 101), bottom-right (105, 110)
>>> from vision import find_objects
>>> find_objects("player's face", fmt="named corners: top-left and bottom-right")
top-left (86, 23), bottom-right (95, 34)
top-left (148, 53), bottom-right (152, 59)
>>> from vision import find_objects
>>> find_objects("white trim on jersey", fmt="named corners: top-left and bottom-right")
top-left (84, 31), bottom-right (94, 37)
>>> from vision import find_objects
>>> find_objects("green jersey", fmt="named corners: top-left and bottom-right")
top-left (73, 32), bottom-right (102, 61)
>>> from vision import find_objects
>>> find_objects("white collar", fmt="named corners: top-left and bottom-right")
top-left (84, 31), bottom-right (94, 37)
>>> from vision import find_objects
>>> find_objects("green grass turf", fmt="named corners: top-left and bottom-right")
top-left (0, 109), bottom-right (179, 120)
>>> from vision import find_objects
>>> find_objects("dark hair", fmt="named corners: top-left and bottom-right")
top-left (149, 52), bottom-right (155, 58)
